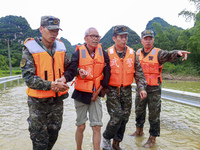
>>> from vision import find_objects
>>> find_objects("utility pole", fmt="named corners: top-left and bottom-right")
top-left (7, 39), bottom-right (12, 76)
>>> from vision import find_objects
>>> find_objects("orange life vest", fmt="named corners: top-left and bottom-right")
top-left (74, 44), bottom-right (104, 93)
top-left (136, 48), bottom-right (163, 86)
top-left (24, 39), bottom-right (69, 98)
top-left (108, 45), bottom-right (135, 87)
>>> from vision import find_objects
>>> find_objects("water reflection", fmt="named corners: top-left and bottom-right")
top-left (0, 84), bottom-right (200, 150)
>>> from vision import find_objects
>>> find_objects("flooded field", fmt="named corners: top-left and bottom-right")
top-left (0, 82), bottom-right (200, 150)
top-left (162, 80), bottom-right (200, 93)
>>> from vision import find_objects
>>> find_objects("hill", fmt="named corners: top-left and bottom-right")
top-left (0, 15), bottom-right (192, 71)
top-left (146, 17), bottom-right (183, 32)
top-left (0, 15), bottom-right (143, 63)
top-left (100, 27), bottom-right (141, 50)
top-left (0, 15), bottom-right (40, 44)
top-left (0, 15), bottom-right (75, 64)
top-left (60, 37), bottom-right (75, 58)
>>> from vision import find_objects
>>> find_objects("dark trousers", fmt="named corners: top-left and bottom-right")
top-left (103, 85), bottom-right (132, 142)
top-left (27, 96), bottom-right (63, 150)
top-left (135, 90), bottom-right (161, 137)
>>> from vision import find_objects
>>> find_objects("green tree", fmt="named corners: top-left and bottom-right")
top-left (179, 0), bottom-right (200, 22)
top-left (188, 12), bottom-right (200, 50)
top-left (176, 30), bottom-right (191, 50)
top-left (186, 12), bottom-right (200, 74)
top-left (177, 0), bottom-right (200, 75)
top-left (0, 55), bottom-right (8, 70)
top-left (152, 23), bottom-right (172, 50)
top-left (165, 27), bottom-right (182, 50)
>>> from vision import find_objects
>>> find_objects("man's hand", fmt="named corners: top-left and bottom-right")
top-left (79, 68), bottom-right (88, 79)
top-left (91, 86), bottom-right (103, 101)
top-left (139, 90), bottom-right (147, 100)
top-left (51, 76), bottom-right (69, 92)
top-left (100, 88), bottom-right (109, 97)
top-left (55, 76), bottom-right (66, 83)
top-left (178, 50), bottom-right (191, 61)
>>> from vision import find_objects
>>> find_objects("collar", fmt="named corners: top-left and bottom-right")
top-left (142, 47), bottom-right (154, 54)
top-left (85, 44), bottom-right (95, 54)
top-left (114, 45), bottom-right (127, 53)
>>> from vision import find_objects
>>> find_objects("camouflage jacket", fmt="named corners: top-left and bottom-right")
top-left (20, 37), bottom-right (70, 101)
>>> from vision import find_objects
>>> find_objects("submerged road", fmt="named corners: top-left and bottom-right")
top-left (0, 83), bottom-right (200, 150)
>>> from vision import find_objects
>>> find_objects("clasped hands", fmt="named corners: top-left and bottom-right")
top-left (51, 76), bottom-right (69, 92)
top-left (50, 68), bottom-right (88, 92)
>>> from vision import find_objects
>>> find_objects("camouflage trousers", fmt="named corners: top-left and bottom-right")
top-left (103, 85), bottom-right (132, 142)
top-left (135, 89), bottom-right (161, 137)
top-left (27, 96), bottom-right (63, 150)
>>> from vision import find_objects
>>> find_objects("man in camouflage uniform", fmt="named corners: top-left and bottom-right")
top-left (101, 25), bottom-right (147, 150)
top-left (129, 30), bottom-right (190, 148)
top-left (20, 16), bottom-right (69, 150)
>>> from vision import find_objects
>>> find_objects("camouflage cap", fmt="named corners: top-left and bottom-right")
top-left (141, 30), bottom-right (154, 38)
top-left (113, 25), bottom-right (128, 35)
top-left (41, 16), bottom-right (62, 30)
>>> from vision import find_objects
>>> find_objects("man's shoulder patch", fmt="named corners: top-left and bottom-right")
top-left (24, 38), bottom-right (34, 45)
top-left (20, 58), bottom-right (27, 68)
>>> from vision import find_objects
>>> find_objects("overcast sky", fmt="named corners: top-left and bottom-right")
top-left (0, 0), bottom-right (196, 45)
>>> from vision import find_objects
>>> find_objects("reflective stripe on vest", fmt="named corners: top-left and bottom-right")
top-left (25, 39), bottom-right (68, 98)
top-left (136, 48), bottom-right (163, 86)
top-left (74, 44), bottom-right (104, 93)
top-left (108, 45), bottom-right (135, 87)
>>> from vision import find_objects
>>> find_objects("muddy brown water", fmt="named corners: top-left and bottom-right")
top-left (0, 83), bottom-right (200, 150)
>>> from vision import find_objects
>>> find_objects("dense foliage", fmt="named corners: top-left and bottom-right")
top-left (149, 14), bottom-right (200, 76)
top-left (0, 14), bottom-right (200, 77)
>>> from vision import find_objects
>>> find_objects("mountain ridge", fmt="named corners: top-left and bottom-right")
top-left (0, 15), bottom-right (183, 65)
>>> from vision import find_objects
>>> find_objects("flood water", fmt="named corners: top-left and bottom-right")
top-left (0, 81), bottom-right (200, 150)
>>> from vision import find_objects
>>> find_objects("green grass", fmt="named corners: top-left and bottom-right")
top-left (0, 67), bottom-right (22, 77)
